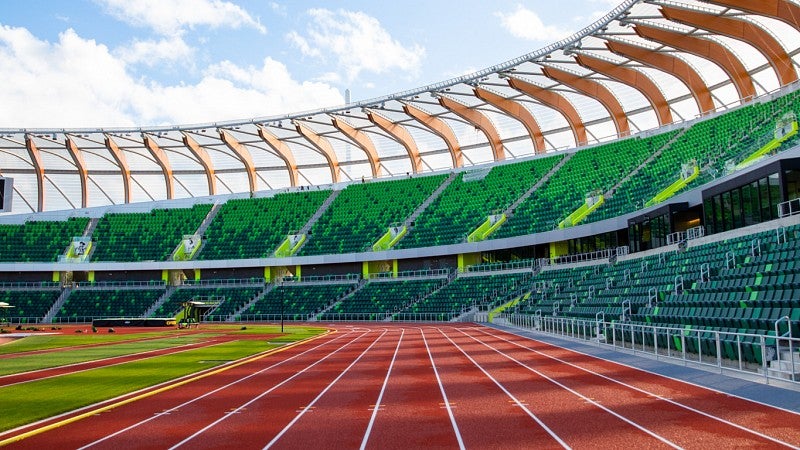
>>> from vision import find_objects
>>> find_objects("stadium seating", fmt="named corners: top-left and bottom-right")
top-left (323, 278), bottom-right (444, 320)
top-left (199, 190), bottom-right (330, 260)
top-left (495, 134), bottom-right (676, 237)
top-left (403, 272), bottom-right (531, 320)
top-left (91, 205), bottom-right (212, 262)
top-left (55, 288), bottom-right (165, 322)
top-left (0, 288), bottom-right (61, 322)
top-left (300, 175), bottom-right (447, 255)
top-left (244, 282), bottom-right (357, 320)
top-left (398, 156), bottom-right (562, 248)
top-left (0, 218), bottom-right (88, 262)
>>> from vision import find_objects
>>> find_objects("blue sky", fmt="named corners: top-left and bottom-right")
top-left (0, 0), bottom-right (621, 128)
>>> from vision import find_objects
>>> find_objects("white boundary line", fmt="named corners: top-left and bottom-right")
top-left (420, 328), bottom-right (465, 450)
top-left (434, 328), bottom-right (572, 449)
top-left (263, 329), bottom-right (389, 449)
top-left (473, 326), bottom-right (799, 448)
top-left (168, 329), bottom-right (374, 449)
top-left (360, 328), bottom-right (404, 450)
top-left (77, 330), bottom-right (358, 450)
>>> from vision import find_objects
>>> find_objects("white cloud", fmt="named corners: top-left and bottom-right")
top-left (0, 25), bottom-right (343, 128)
top-left (114, 36), bottom-right (194, 66)
top-left (288, 8), bottom-right (425, 81)
top-left (495, 5), bottom-right (571, 42)
top-left (94, 0), bottom-right (266, 36)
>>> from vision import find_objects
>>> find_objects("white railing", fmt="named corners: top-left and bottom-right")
top-left (778, 198), bottom-right (800, 218)
top-left (505, 314), bottom-right (800, 385)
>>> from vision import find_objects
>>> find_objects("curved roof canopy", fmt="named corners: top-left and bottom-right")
top-left (2, 0), bottom-right (800, 213)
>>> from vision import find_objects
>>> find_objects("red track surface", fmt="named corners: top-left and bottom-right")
top-left (1, 324), bottom-right (798, 449)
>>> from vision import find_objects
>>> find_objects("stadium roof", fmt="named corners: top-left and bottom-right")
top-left (1, 0), bottom-right (799, 214)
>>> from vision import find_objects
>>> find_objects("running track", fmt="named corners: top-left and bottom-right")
top-left (1, 324), bottom-right (798, 449)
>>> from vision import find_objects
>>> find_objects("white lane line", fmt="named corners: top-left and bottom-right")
top-left (473, 326), bottom-right (797, 448)
top-left (169, 330), bottom-right (373, 450)
top-left (263, 329), bottom-right (389, 449)
top-left (0, 341), bottom-right (214, 387)
top-left (360, 328), bottom-right (404, 450)
top-left (436, 328), bottom-right (573, 449)
top-left (78, 330), bottom-right (359, 450)
top-left (455, 328), bottom-right (682, 449)
top-left (420, 328), bottom-right (465, 450)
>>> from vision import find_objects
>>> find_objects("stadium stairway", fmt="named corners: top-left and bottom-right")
top-left (228, 283), bottom-right (276, 322)
top-left (503, 152), bottom-right (572, 219)
top-left (142, 285), bottom-right (177, 318)
top-left (42, 287), bottom-right (71, 323)
top-left (286, 189), bottom-right (342, 256)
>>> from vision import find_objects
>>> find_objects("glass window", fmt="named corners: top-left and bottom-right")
top-left (760, 177), bottom-right (772, 222)
top-left (742, 182), bottom-right (757, 226)
top-left (731, 188), bottom-right (743, 229)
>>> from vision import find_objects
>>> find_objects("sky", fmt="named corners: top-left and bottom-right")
top-left (0, 0), bottom-right (623, 129)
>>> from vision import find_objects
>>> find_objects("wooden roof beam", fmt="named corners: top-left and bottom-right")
top-left (331, 117), bottom-right (382, 178)
top-left (506, 76), bottom-right (589, 146)
top-left (256, 125), bottom-right (299, 187)
top-left (294, 121), bottom-right (340, 183)
top-left (181, 132), bottom-right (216, 196)
top-left (365, 110), bottom-right (423, 173)
top-left (24, 135), bottom-right (45, 212)
top-left (103, 135), bottom-right (131, 204)
top-left (437, 95), bottom-right (505, 161)
top-left (401, 102), bottom-right (463, 168)
top-left (660, 5), bottom-right (797, 86)
top-left (541, 66), bottom-right (630, 136)
top-left (65, 137), bottom-right (88, 208)
top-left (575, 53), bottom-right (673, 126)
top-left (634, 23), bottom-right (756, 100)
top-left (606, 39), bottom-right (715, 114)
top-left (218, 130), bottom-right (257, 194)
top-left (473, 86), bottom-right (547, 153)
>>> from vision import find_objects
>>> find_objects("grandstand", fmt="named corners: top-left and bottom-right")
top-left (0, 0), bottom-right (798, 387)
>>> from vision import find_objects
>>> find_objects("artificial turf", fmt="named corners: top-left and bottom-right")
top-left (0, 325), bottom-right (325, 432)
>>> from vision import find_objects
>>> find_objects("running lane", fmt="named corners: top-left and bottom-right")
top-left (265, 328), bottom-right (402, 449)
top-left (421, 326), bottom-right (568, 449)
top-left (438, 326), bottom-right (679, 449)
top-left (463, 326), bottom-right (800, 448)
top-left (361, 326), bottom-right (463, 449)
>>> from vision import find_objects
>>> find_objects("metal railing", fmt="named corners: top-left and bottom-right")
top-left (183, 277), bottom-right (266, 286)
top-left (504, 314), bottom-right (800, 385)
top-left (778, 198), bottom-right (800, 218)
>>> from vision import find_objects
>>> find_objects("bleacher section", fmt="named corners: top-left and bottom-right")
top-left (495, 134), bottom-right (676, 237)
top-left (243, 282), bottom-right (357, 320)
top-left (0, 287), bottom-right (61, 322)
top-left (300, 175), bottom-right (447, 255)
top-left (512, 222), bottom-right (800, 365)
top-left (398, 157), bottom-right (562, 248)
top-left (198, 190), bottom-right (330, 260)
top-left (402, 272), bottom-right (532, 320)
top-left (91, 205), bottom-right (212, 262)
top-left (0, 218), bottom-right (88, 262)
top-left (54, 288), bottom-right (165, 322)
top-left (596, 98), bottom-right (797, 221)
top-left (323, 278), bottom-right (444, 320)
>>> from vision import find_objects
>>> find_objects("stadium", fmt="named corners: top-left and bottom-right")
top-left (1, 0), bottom-right (800, 447)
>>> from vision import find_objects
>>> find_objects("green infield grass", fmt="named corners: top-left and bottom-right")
top-left (0, 325), bottom-right (326, 432)
top-left (0, 335), bottom-right (215, 376)
top-left (0, 330), bottom-right (181, 355)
